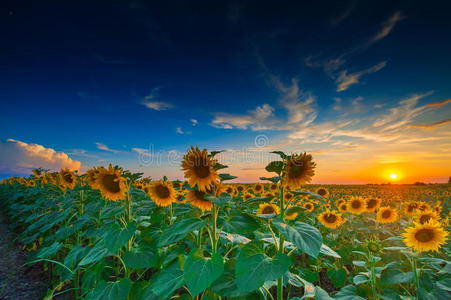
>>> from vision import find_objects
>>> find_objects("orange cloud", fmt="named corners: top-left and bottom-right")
top-left (424, 99), bottom-right (451, 108)
top-left (409, 119), bottom-right (451, 129)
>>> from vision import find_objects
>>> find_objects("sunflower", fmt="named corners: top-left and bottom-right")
top-left (338, 203), bottom-right (348, 213)
top-left (282, 152), bottom-right (316, 190)
top-left (337, 199), bottom-right (346, 206)
top-left (96, 165), bottom-right (127, 201)
top-left (404, 202), bottom-right (418, 216)
top-left (172, 181), bottom-right (182, 190)
top-left (243, 193), bottom-right (253, 201)
top-left (284, 192), bottom-right (294, 201)
top-left (236, 185), bottom-right (245, 193)
top-left (254, 183), bottom-right (264, 194)
top-left (417, 202), bottom-right (431, 212)
top-left (402, 221), bottom-right (448, 252)
top-left (181, 146), bottom-right (219, 192)
top-left (415, 210), bottom-right (440, 225)
top-left (304, 202), bottom-right (315, 212)
top-left (86, 167), bottom-right (100, 190)
top-left (285, 207), bottom-right (298, 220)
top-left (316, 187), bottom-right (329, 197)
top-left (147, 180), bottom-right (176, 207)
top-left (186, 189), bottom-right (212, 211)
top-left (318, 211), bottom-right (346, 229)
top-left (257, 203), bottom-right (280, 216)
top-left (376, 206), bottom-right (398, 224)
top-left (175, 190), bottom-right (187, 203)
top-left (225, 185), bottom-right (235, 195)
top-left (366, 198), bottom-right (381, 213)
top-left (269, 183), bottom-right (278, 192)
top-left (59, 168), bottom-right (77, 190)
top-left (348, 197), bottom-right (366, 214)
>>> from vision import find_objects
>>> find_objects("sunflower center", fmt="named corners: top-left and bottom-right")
top-left (382, 210), bottom-right (392, 219)
top-left (351, 200), bottom-right (361, 209)
top-left (407, 205), bottom-right (415, 212)
top-left (318, 189), bottom-right (327, 196)
top-left (419, 215), bottom-right (432, 224)
top-left (193, 165), bottom-right (211, 179)
top-left (63, 173), bottom-right (73, 183)
top-left (101, 174), bottom-right (120, 193)
top-left (262, 206), bottom-right (275, 214)
top-left (255, 185), bottom-right (262, 191)
top-left (155, 184), bottom-right (170, 198)
top-left (288, 164), bottom-right (304, 179)
top-left (414, 228), bottom-right (434, 242)
top-left (324, 213), bottom-right (337, 223)
top-left (367, 199), bottom-right (378, 208)
top-left (340, 204), bottom-right (347, 211)
top-left (194, 190), bottom-right (207, 201)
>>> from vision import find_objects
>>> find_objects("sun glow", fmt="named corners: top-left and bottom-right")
top-left (389, 173), bottom-right (398, 180)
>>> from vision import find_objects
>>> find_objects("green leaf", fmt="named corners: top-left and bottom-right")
top-left (184, 251), bottom-right (224, 296)
top-left (78, 245), bottom-right (110, 266)
top-left (273, 220), bottom-right (322, 258)
top-left (85, 278), bottom-right (132, 300)
top-left (123, 247), bottom-right (158, 269)
top-left (381, 269), bottom-right (414, 285)
top-left (157, 218), bottom-right (206, 247)
top-left (209, 150), bottom-right (225, 157)
top-left (353, 274), bottom-right (369, 285)
top-left (222, 213), bottom-right (260, 234)
top-left (219, 173), bottom-right (238, 181)
top-left (205, 192), bottom-right (232, 207)
top-left (259, 176), bottom-right (280, 183)
top-left (270, 151), bottom-right (288, 159)
top-left (246, 196), bottom-right (275, 204)
top-left (213, 163), bottom-right (228, 171)
top-left (320, 244), bottom-right (341, 258)
top-left (145, 261), bottom-right (185, 299)
top-left (36, 242), bottom-right (62, 259)
top-left (327, 269), bottom-right (347, 288)
top-left (335, 285), bottom-right (366, 300)
top-left (265, 161), bottom-right (284, 174)
top-left (235, 241), bottom-right (293, 292)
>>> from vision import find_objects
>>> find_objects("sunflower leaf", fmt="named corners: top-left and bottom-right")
top-left (265, 161), bottom-right (284, 174)
top-left (157, 218), bottom-right (206, 247)
top-left (273, 220), bottom-right (322, 258)
top-left (259, 176), bottom-right (281, 183)
top-left (270, 151), bottom-right (288, 159)
top-left (184, 251), bottom-right (224, 296)
top-left (219, 174), bottom-right (237, 181)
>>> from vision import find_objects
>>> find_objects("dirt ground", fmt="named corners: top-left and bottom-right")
top-left (0, 211), bottom-right (48, 300)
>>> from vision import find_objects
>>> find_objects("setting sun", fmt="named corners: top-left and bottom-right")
top-left (389, 173), bottom-right (399, 180)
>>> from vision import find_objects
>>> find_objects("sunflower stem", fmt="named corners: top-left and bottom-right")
top-left (277, 180), bottom-right (285, 300)
top-left (411, 254), bottom-right (420, 298)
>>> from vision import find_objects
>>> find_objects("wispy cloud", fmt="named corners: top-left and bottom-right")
top-left (329, 0), bottom-right (357, 27)
top-left (211, 104), bottom-right (275, 130)
top-left (367, 11), bottom-right (405, 46)
top-left (141, 87), bottom-right (173, 111)
top-left (409, 119), bottom-right (451, 129)
top-left (336, 61), bottom-right (387, 91)
top-left (424, 99), bottom-right (451, 108)
top-left (95, 142), bottom-right (122, 154)
top-left (190, 119), bottom-right (198, 126)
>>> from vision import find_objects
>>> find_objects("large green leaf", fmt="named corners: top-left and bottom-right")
top-left (143, 261), bottom-right (185, 299)
top-left (36, 242), bottom-right (62, 259)
top-left (123, 247), bottom-right (158, 269)
top-left (85, 278), bottom-right (132, 300)
top-left (184, 251), bottom-right (224, 296)
top-left (222, 213), bottom-right (260, 234)
top-left (265, 161), bottom-right (284, 174)
top-left (380, 268), bottom-right (414, 285)
top-left (158, 218), bottom-right (206, 247)
top-left (335, 285), bottom-right (366, 300)
top-left (273, 220), bottom-right (322, 258)
top-left (235, 241), bottom-right (292, 292)
top-left (327, 269), bottom-right (347, 288)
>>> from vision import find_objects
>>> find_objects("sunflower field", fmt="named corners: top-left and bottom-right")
top-left (0, 148), bottom-right (450, 300)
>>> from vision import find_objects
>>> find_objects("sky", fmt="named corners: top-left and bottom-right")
top-left (1, 0), bottom-right (451, 184)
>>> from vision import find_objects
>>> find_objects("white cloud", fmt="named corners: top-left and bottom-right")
top-left (0, 139), bottom-right (81, 174)
top-left (336, 61), bottom-right (387, 92)
top-left (141, 87), bottom-right (173, 111)
top-left (190, 119), bottom-right (198, 126)
top-left (176, 127), bottom-right (184, 134)
top-left (95, 142), bottom-right (122, 153)
top-left (211, 104), bottom-right (275, 130)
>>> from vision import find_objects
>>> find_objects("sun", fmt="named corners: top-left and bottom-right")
top-left (389, 173), bottom-right (398, 180)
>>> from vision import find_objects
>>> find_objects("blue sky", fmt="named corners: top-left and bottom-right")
top-left (1, 0), bottom-right (450, 183)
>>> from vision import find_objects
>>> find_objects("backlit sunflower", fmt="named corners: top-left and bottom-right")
top-left (186, 189), bottom-right (213, 211)
top-left (402, 220), bottom-right (448, 252)
top-left (269, 183), bottom-right (278, 192)
top-left (147, 180), bottom-right (176, 207)
top-left (304, 202), bottom-right (314, 212)
top-left (316, 187), bottom-right (329, 197)
top-left (181, 146), bottom-right (219, 192)
top-left (243, 193), bottom-right (253, 201)
top-left (376, 206), bottom-right (398, 224)
top-left (59, 169), bottom-right (77, 190)
top-left (415, 210), bottom-right (440, 225)
top-left (284, 192), bottom-right (294, 201)
top-left (257, 203), bottom-right (280, 216)
top-left (366, 198), bottom-right (381, 213)
top-left (282, 152), bottom-right (316, 190)
top-left (96, 165), bottom-right (127, 201)
top-left (236, 185), bottom-right (245, 193)
top-left (225, 185), bottom-right (235, 195)
top-left (318, 211), bottom-right (346, 229)
top-left (404, 202), bottom-right (418, 216)
top-left (338, 203), bottom-right (348, 213)
top-left (348, 197), bottom-right (366, 214)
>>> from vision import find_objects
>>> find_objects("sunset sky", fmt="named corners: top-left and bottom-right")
top-left (1, 1), bottom-right (450, 183)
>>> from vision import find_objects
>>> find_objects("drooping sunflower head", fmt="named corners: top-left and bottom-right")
top-left (402, 220), bottom-right (448, 252)
top-left (282, 152), bottom-right (316, 190)
top-left (318, 211), bottom-right (346, 229)
top-left (147, 180), bottom-right (176, 207)
top-left (59, 168), bottom-right (77, 190)
top-left (186, 189), bottom-right (213, 211)
top-left (348, 196), bottom-right (366, 214)
top-left (415, 210), bottom-right (440, 225)
top-left (96, 165), bottom-right (127, 201)
top-left (376, 206), bottom-right (398, 224)
top-left (181, 146), bottom-right (219, 192)
top-left (366, 198), bottom-right (381, 213)
top-left (86, 167), bottom-right (100, 189)
top-left (316, 187), bottom-right (329, 197)
top-left (257, 203), bottom-right (280, 216)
